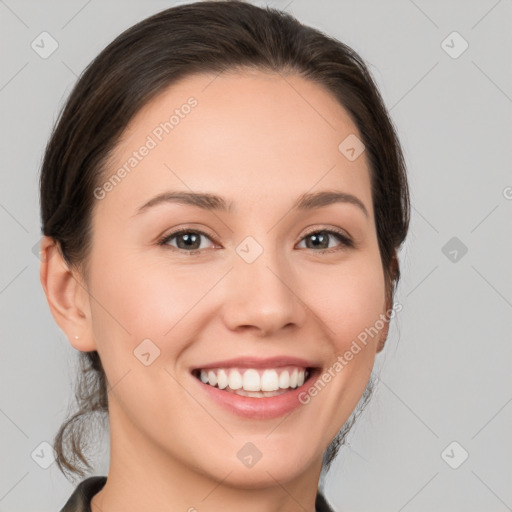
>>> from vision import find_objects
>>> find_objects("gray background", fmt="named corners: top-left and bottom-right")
top-left (1, 0), bottom-right (511, 511)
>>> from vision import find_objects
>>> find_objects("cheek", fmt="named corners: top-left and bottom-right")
top-left (86, 242), bottom-right (222, 382)
top-left (308, 252), bottom-right (386, 351)
top-left (88, 255), bottom-right (199, 341)
top-left (85, 259), bottom-right (199, 422)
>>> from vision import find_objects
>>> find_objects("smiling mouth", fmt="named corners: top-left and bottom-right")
top-left (191, 366), bottom-right (315, 398)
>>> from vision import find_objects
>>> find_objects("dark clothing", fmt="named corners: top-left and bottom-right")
top-left (60, 476), bottom-right (335, 511)
top-left (60, 477), bottom-right (106, 512)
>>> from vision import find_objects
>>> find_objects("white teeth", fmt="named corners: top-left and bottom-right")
top-left (243, 369), bottom-right (260, 391)
top-left (261, 369), bottom-right (279, 391)
top-left (197, 367), bottom-right (309, 393)
top-left (279, 370), bottom-right (290, 389)
top-left (228, 369), bottom-right (243, 390)
top-left (290, 368), bottom-right (298, 388)
top-left (217, 369), bottom-right (228, 389)
top-left (207, 370), bottom-right (217, 387)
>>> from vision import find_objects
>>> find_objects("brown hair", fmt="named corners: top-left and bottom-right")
top-left (40, 0), bottom-right (410, 481)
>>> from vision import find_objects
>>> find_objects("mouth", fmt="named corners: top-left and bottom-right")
top-left (189, 356), bottom-right (322, 419)
top-left (191, 365), bottom-right (315, 398)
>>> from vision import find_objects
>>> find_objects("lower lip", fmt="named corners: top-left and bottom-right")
top-left (191, 369), bottom-right (320, 420)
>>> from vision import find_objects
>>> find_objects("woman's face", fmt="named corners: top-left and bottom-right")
top-left (78, 70), bottom-right (388, 487)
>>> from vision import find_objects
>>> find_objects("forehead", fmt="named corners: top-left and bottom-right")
top-left (97, 69), bottom-right (373, 218)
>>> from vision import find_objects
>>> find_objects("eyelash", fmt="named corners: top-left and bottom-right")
top-left (157, 227), bottom-right (354, 255)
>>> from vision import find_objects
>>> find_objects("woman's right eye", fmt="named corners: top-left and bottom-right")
top-left (158, 229), bottom-right (216, 254)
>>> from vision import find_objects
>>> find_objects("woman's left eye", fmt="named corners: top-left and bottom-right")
top-left (158, 228), bottom-right (353, 254)
top-left (297, 229), bottom-right (353, 252)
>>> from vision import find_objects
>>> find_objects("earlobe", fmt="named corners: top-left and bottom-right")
top-left (377, 253), bottom-right (399, 354)
top-left (39, 236), bottom-right (97, 352)
top-left (376, 293), bottom-right (393, 354)
top-left (376, 320), bottom-right (389, 353)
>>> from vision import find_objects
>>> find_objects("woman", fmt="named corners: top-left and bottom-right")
top-left (38, 1), bottom-right (410, 510)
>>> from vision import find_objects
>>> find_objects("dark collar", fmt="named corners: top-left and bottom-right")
top-left (60, 476), bottom-right (106, 512)
top-left (60, 476), bottom-right (335, 512)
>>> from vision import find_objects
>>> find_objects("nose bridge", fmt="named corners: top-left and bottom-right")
top-left (222, 235), bottom-right (305, 334)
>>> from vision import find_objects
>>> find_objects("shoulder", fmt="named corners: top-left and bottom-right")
top-left (59, 476), bottom-right (107, 512)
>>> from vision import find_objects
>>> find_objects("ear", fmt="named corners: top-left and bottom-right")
top-left (39, 236), bottom-right (97, 352)
top-left (376, 253), bottom-right (398, 354)
top-left (376, 315), bottom-right (390, 353)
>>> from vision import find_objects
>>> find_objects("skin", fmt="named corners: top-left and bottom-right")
top-left (40, 69), bottom-right (391, 512)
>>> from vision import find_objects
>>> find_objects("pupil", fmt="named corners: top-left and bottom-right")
top-left (179, 233), bottom-right (199, 249)
top-left (309, 232), bottom-right (327, 249)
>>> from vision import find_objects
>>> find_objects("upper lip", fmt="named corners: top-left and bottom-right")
top-left (190, 356), bottom-right (321, 371)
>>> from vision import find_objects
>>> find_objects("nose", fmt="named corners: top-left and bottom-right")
top-left (220, 246), bottom-right (307, 337)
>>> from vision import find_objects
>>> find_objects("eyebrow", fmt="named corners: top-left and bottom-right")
top-left (135, 190), bottom-right (369, 218)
